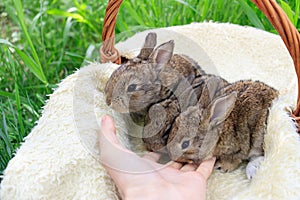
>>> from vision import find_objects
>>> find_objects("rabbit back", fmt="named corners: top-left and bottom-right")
top-left (214, 80), bottom-right (279, 161)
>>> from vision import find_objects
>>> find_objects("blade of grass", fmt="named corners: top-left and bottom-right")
top-left (0, 150), bottom-right (9, 174)
top-left (199, 0), bottom-right (211, 21)
top-left (0, 91), bottom-right (27, 103)
top-left (23, 103), bottom-right (39, 119)
top-left (122, 1), bottom-right (146, 27)
top-left (139, 4), bottom-right (155, 27)
top-left (150, 0), bottom-right (158, 19)
top-left (280, 0), bottom-right (295, 25)
top-left (295, 0), bottom-right (299, 26)
top-left (0, 111), bottom-right (13, 158)
top-left (174, 0), bottom-right (200, 15)
top-left (14, 49), bottom-right (46, 84)
top-left (0, 41), bottom-right (47, 84)
top-left (14, 80), bottom-right (25, 140)
top-left (47, 9), bottom-right (86, 22)
top-left (215, 0), bottom-right (225, 20)
top-left (47, 8), bottom-right (98, 33)
top-left (237, 0), bottom-right (265, 30)
top-left (56, 17), bottom-right (73, 69)
top-left (13, 0), bottom-right (48, 85)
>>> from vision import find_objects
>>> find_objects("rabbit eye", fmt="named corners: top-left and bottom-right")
top-left (127, 84), bottom-right (137, 92)
top-left (181, 140), bottom-right (190, 149)
top-left (162, 132), bottom-right (169, 141)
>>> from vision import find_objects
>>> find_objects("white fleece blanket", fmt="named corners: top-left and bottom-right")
top-left (1, 22), bottom-right (300, 200)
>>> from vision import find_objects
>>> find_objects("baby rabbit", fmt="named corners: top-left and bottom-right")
top-left (143, 75), bottom-right (229, 152)
top-left (104, 32), bottom-right (205, 117)
top-left (167, 79), bottom-right (278, 178)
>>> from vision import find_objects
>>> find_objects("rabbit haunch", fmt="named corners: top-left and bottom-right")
top-left (167, 79), bottom-right (278, 175)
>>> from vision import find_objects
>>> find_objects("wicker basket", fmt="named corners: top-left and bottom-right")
top-left (100, 0), bottom-right (300, 126)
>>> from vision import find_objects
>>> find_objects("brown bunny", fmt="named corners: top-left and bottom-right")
top-left (143, 74), bottom-right (229, 152)
top-left (104, 32), bottom-right (205, 117)
top-left (167, 79), bottom-right (278, 178)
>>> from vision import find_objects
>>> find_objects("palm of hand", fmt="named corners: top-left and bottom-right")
top-left (99, 116), bottom-right (215, 200)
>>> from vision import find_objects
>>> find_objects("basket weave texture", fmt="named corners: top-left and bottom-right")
top-left (100, 0), bottom-right (300, 120)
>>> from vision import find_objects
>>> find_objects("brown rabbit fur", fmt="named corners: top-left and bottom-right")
top-left (104, 32), bottom-right (205, 116)
top-left (167, 79), bottom-right (278, 173)
top-left (104, 33), bottom-right (236, 153)
top-left (143, 75), bottom-right (229, 152)
top-left (104, 33), bottom-right (278, 175)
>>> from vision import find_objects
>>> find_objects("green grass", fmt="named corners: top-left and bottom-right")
top-left (0, 0), bottom-right (299, 176)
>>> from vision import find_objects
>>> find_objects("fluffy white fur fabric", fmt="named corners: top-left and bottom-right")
top-left (1, 22), bottom-right (300, 200)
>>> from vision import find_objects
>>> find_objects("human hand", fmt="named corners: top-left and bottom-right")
top-left (98, 115), bottom-right (216, 200)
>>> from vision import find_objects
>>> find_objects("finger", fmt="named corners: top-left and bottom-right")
top-left (100, 116), bottom-right (123, 149)
top-left (143, 152), bottom-right (161, 162)
top-left (99, 115), bottom-right (117, 144)
top-left (98, 115), bottom-right (162, 178)
top-left (166, 161), bottom-right (183, 169)
top-left (180, 164), bottom-right (197, 172)
top-left (99, 115), bottom-right (138, 171)
top-left (196, 157), bottom-right (216, 180)
top-left (99, 115), bottom-right (133, 154)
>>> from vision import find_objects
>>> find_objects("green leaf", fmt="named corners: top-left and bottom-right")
top-left (14, 49), bottom-right (47, 84)
top-left (295, 0), bottom-right (300, 26)
top-left (0, 41), bottom-right (48, 84)
top-left (0, 91), bottom-right (27, 103)
top-left (13, 0), bottom-right (48, 85)
top-left (47, 9), bottom-right (87, 23)
top-left (237, 0), bottom-right (265, 30)
top-left (280, 0), bottom-right (295, 25)
top-left (174, 0), bottom-right (200, 15)
top-left (14, 82), bottom-right (25, 139)
top-left (47, 9), bottom-right (97, 32)
top-left (122, 1), bottom-right (146, 27)
top-left (0, 111), bottom-right (13, 158)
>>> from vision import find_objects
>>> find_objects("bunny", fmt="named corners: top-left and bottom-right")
top-left (167, 79), bottom-right (278, 178)
top-left (143, 75), bottom-right (229, 152)
top-left (142, 96), bottom-right (180, 152)
top-left (104, 32), bottom-right (206, 118)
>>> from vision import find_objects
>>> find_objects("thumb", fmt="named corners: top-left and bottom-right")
top-left (99, 115), bottom-right (122, 149)
top-left (98, 115), bottom-right (133, 160)
top-left (98, 115), bottom-right (159, 174)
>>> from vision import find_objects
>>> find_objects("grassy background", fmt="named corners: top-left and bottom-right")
top-left (0, 0), bottom-right (299, 176)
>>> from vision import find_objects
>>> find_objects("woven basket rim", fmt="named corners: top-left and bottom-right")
top-left (100, 0), bottom-right (300, 119)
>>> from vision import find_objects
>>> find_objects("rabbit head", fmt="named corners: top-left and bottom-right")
top-left (104, 33), bottom-right (175, 113)
top-left (167, 92), bottom-right (237, 164)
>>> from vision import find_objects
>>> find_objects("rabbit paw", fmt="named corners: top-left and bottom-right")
top-left (246, 156), bottom-right (264, 179)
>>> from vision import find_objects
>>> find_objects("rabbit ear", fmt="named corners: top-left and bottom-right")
top-left (150, 40), bottom-right (174, 69)
top-left (198, 76), bottom-right (224, 107)
top-left (209, 92), bottom-right (237, 126)
top-left (206, 77), bottom-right (222, 100)
top-left (137, 32), bottom-right (157, 60)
